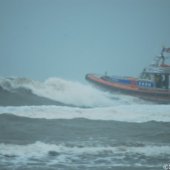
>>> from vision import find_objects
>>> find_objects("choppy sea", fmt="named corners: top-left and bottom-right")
top-left (0, 77), bottom-right (170, 170)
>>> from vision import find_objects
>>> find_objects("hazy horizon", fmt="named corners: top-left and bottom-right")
top-left (1, 0), bottom-right (170, 82)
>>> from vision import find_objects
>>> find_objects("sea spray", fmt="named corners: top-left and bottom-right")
top-left (0, 77), bottom-right (145, 107)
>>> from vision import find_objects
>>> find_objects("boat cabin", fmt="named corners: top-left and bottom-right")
top-left (139, 53), bottom-right (170, 89)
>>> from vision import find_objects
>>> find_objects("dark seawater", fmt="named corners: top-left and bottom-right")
top-left (0, 86), bottom-right (68, 106)
top-left (0, 77), bottom-right (170, 170)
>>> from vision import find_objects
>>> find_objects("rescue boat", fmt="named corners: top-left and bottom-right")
top-left (85, 47), bottom-right (170, 103)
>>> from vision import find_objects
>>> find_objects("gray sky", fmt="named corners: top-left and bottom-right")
top-left (1, 0), bottom-right (170, 81)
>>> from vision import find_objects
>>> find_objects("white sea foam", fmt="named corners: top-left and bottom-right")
top-left (0, 77), bottom-right (169, 123)
top-left (0, 77), bottom-right (148, 107)
top-left (0, 104), bottom-right (170, 122)
top-left (0, 77), bottom-right (116, 107)
top-left (0, 141), bottom-right (169, 166)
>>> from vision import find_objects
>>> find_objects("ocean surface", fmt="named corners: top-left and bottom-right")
top-left (0, 77), bottom-right (170, 170)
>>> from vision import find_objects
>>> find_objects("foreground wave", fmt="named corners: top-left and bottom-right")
top-left (0, 109), bottom-right (169, 170)
top-left (0, 104), bottom-right (170, 122)
top-left (0, 141), bottom-right (169, 169)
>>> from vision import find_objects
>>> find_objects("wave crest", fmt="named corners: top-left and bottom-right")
top-left (0, 77), bottom-right (137, 107)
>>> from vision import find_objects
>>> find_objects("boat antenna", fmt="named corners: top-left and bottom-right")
top-left (160, 47), bottom-right (165, 64)
top-left (161, 46), bottom-right (165, 57)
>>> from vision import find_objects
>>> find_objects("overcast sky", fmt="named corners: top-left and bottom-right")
top-left (1, 0), bottom-right (170, 81)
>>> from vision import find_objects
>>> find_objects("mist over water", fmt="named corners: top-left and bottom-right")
top-left (0, 76), bottom-right (170, 170)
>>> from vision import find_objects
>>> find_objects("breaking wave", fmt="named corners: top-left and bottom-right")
top-left (0, 141), bottom-right (169, 168)
top-left (0, 104), bottom-right (170, 122)
top-left (0, 77), bottom-right (148, 107)
top-left (0, 76), bottom-right (169, 123)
